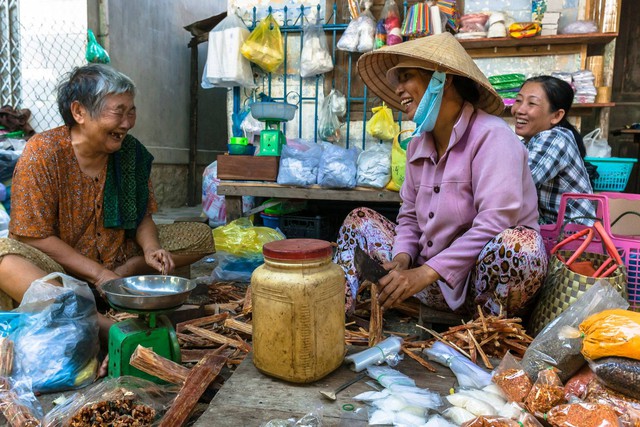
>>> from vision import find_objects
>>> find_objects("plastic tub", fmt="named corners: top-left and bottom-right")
top-left (260, 213), bottom-right (281, 229)
top-left (250, 102), bottom-right (298, 121)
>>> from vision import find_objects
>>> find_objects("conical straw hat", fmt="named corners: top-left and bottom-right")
top-left (356, 32), bottom-right (504, 116)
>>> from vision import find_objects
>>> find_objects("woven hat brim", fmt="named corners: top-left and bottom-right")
top-left (356, 33), bottom-right (505, 116)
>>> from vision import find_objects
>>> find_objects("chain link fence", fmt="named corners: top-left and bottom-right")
top-left (1, 0), bottom-right (86, 132)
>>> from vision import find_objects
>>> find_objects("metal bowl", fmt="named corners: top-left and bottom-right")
top-left (102, 275), bottom-right (196, 311)
top-left (250, 101), bottom-right (298, 122)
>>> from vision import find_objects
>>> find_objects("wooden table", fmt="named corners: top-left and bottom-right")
top-left (194, 351), bottom-right (456, 427)
top-left (217, 182), bottom-right (402, 221)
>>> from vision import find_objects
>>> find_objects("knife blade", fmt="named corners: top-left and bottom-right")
top-left (354, 245), bottom-right (388, 284)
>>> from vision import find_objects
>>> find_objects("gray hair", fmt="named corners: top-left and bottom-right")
top-left (56, 64), bottom-right (136, 127)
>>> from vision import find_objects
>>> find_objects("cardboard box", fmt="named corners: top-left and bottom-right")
top-left (216, 154), bottom-right (280, 181)
top-left (541, 12), bottom-right (561, 24)
top-left (541, 25), bottom-right (559, 36)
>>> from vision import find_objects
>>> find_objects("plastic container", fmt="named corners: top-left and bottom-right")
top-left (280, 214), bottom-right (334, 241)
top-left (227, 144), bottom-right (256, 155)
top-left (251, 239), bottom-right (345, 383)
top-left (585, 156), bottom-right (638, 191)
top-left (260, 213), bottom-right (280, 229)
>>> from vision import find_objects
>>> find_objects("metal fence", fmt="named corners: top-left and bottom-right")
top-left (1, 0), bottom-right (85, 132)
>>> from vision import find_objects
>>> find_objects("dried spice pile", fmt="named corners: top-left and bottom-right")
top-left (68, 398), bottom-right (155, 427)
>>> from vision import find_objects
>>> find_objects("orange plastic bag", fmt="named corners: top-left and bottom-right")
top-left (579, 309), bottom-right (640, 360)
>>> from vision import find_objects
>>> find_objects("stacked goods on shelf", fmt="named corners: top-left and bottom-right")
top-left (488, 74), bottom-right (526, 106)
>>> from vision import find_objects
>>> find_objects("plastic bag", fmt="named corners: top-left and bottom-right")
top-left (3, 273), bottom-right (99, 393)
top-left (524, 368), bottom-right (566, 415)
top-left (385, 130), bottom-right (411, 191)
top-left (521, 281), bottom-right (629, 383)
top-left (575, 309), bottom-right (640, 361)
top-left (317, 90), bottom-right (346, 143)
top-left (261, 407), bottom-right (323, 427)
top-left (379, 0), bottom-right (402, 47)
top-left (584, 376), bottom-right (640, 426)
top-left (547, 402), bottom-right (619, 426)
top-left (356, 142), bottom-right (391, 189)
top-left (277, 141), bottom-right (323, 186)
top-left (560, 20), bottom-right (598, 34)
top-left (461, 417), bottom-right (520, 426)
top-left (492, 352), bottom-right (533, 403)
top-left (41, 376), bottom-right (174, 427)
top-left (563, 365), bottom-right (595, 400)
top-left (337, 6), bottom-right (376, 52)
top-left (300, 22), bottom-right (333, 78)
top-left (317, 143), bottom-right (359, 189)
top-left (583, 128), bottom-right (612, 158)
top-left (205, 12), bottom-right (255, 88)
top-left (85, 29), bottom-right (110, 64)
top-left (0, 207), bottom-right (9, 238)
top-left (367, 104), bottom-right (399, 141)
top-left (213, 251), bottom-right (265, 282)
top-left (213, 217), bottom-right (285, 256)
top-left (589, 357), bottom-right (640, 400)
top-left (424, 341), bottom-right (492, 389)
top-left (202, 161), bottom-right (255, 227)
top-left (0, 376), bottom-right (42, 426)
top-left (240, 14), bottom-right (284, 73)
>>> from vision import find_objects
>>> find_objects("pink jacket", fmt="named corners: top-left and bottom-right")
top-left (392, 102), bottom-right (539, 310)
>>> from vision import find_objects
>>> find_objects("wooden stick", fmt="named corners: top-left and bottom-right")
top-left (468, 330), bottom-right (492, 370)
top-left (0, 337), bottom-right (13, 377)
top-left (369, 282), bottom-right (384, 347)
top-left (416, 324), bottom-right (472, 359)
top-left (401, 347), bottom-right (437, 372)
top-left (185, 325), bottom-right (251, 352)
top-left (158, 353), bottom-right (228, 427)
top-left (242, 286), bottom-right (252, 315)
top-left (176, 313), bottom-right (228, 334)
top-left (130, 345), bottom-right (191, 384)
top-left (224, 318), bottom-right (253, 335)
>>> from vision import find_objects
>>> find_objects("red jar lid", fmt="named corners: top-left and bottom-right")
top-left (263, 239), bottom-right (332, 260)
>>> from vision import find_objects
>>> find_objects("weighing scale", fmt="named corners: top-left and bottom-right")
top-left (250, 101), bottom-right (298, 156)
top-left (107, 305), bottom-right (181, 383)
top-left (102, 276), bottom-right (196, 384)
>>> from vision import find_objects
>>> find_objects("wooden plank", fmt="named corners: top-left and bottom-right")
top-left (467, 44), bottom-right (582, 59)
top-left (193, 350), bottom-right (457, 427)
top-left (217, 182), bottom-right (402, 203)
top-left (459, 32), bottom-right (617, 49)
top-left (159, 353), bottom-right (228, 427)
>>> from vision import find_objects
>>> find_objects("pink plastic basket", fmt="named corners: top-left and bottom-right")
top-left (540, 192), bottom-right (640, 311)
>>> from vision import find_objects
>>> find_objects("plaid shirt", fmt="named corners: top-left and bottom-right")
top-left (526, 126), bottom-right (595, 225)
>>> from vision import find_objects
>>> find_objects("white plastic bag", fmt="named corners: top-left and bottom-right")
top-left (317, 143), bottom-right (359, 188)
top-left (0, 206), bottom-right (9, 238)
top-left (300, 22), bottom-right (333, 78)
top-left (202, 162), bottom-right (255, 226)
top-left (205, 12), bottom-right (255, 88)
top-left (356, 143), bottom-right (391, 188)
top-left (424, 341), bottom-right (492, 389)
top-left (277, 140), bottom-right (323, 186)
top-left (584, 128), bottom-right (612, 158)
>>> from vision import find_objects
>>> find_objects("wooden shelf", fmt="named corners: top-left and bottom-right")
top-left (502, 102), bottom-right (616, 117)
top-left (459, 32), bottom-right (617, 49)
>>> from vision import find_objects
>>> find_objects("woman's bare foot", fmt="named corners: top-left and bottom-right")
top-left (98, 355), bottom-right (109, 378)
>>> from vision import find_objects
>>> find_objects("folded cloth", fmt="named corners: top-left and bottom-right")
top-left (103, 134), bottom-right (154, 236)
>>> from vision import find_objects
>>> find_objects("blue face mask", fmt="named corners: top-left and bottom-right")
top-left (411, 71), bottom-right (446, 137)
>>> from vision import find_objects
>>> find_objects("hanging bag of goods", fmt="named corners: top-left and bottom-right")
top-left (528, 220), bottom-right (628, 336)
top-left (240, 13), bottom-right (284, 73)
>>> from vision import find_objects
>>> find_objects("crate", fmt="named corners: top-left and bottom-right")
top-left (279, 214), bottom-right (334, 241)
top-left (585, 156), bottom-right (637, 191)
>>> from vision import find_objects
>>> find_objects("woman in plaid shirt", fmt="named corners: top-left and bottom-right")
top-left (512, 75), bottom-right (595, 224)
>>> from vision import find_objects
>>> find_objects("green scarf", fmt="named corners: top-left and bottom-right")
top-left (103, 134), bottom-right (154, 236)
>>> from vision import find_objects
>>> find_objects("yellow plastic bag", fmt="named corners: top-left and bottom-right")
top-left (579, 309), bottom-right (640, 361)
top-left (367, 104), bottom-right (399, 141)
top-left (213, 217), bottom-right (284, 256)
top-left (240, 14), bottom-right (284, 73)
top-left (385, 129), bottom-right (412, 191)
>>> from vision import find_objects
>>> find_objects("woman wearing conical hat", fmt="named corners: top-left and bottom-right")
top-left (334, 33), bottom-right (548, 317)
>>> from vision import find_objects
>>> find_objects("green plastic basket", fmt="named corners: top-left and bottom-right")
top-left (585, 156), bottom-right (638, 192)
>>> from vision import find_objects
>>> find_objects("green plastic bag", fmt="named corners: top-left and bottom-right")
top-left (240, 14), bottom-right (284, 73)
top-left (213, 217), bottom-right (284, 256)
top-left (85, 29), bottom-right (110, 64)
